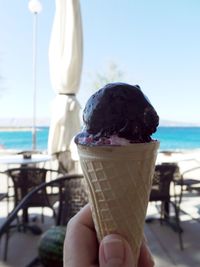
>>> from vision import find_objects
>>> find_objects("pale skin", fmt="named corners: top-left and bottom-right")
top-left (64, 204), bottom-right (155, 267)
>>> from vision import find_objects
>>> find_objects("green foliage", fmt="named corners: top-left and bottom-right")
top-left (91, 62), bottom-right (124, 90)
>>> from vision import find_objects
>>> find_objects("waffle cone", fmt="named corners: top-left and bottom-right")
top-left (77, 141), bottom-right (159, 265)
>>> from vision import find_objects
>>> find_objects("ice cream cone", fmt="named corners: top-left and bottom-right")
top-left (77, 141), bottom-right (159, 266)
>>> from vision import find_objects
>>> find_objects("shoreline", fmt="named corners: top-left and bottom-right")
top-left (0, 126), bottom-right (48, 132)
top-left (0, 148), bottom-right (47, 155)
top-left (0, 127), bottom-right (32, 132)
top-left (1, 147), bottom-right (200, 153)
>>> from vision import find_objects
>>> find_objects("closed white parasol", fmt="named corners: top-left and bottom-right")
top-left (48, 0), bottom-right (83, 167)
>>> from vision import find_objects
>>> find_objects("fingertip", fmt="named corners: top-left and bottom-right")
top-left (99, 234), bottom-right (136, 267)
top-left (68, 203), bottom-right (94, 230)
top-left (99, 234), bottom-right (125, 265)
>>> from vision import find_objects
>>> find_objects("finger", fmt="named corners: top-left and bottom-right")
top-left (99, 234), bottom-right (135, 267)
top-left (138, 239), bottom-right (155, 267)
top-left (71, 203), bottom-right (94, 230)
top-left (64, 204), bottom-right (98, 267)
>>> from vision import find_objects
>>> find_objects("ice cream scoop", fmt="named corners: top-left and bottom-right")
top-left (75, 82), bottom-right (159, 145)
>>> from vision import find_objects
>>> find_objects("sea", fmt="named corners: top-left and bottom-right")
top-left (0, 126), bottom-right (200, 152)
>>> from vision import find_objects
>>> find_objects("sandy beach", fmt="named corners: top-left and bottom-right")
top-left (0, 127), bottom-right (33, 132)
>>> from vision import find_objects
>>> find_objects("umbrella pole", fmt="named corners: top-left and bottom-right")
top-left (32, 11), bottom-right (37, 151)
top-left (29, 2), bottom-right (42, 151)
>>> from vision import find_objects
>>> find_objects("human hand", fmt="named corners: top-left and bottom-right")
top-left (64, 204), bottom-right (154, 267)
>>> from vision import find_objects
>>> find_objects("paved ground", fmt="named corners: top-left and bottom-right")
top-left (146, 201), bottom-right (200, 267)
top-left (0, 191), bottom-right (200, 267)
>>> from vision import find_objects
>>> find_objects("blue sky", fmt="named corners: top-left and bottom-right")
top-left (1, 1), bottom-right (200, 124)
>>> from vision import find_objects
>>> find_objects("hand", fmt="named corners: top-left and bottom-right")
top-left (64, 204), bottom-right (154, 267)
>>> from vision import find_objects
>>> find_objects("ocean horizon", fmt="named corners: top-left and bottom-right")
top-left (0, 126), bottom-right (200, 152)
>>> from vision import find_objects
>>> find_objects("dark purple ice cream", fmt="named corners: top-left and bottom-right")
top-left (75, 82), bottom-right (159, 145)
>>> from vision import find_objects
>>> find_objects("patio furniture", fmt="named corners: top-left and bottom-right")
top-left (56, 173), bottom-right (88, 225)
top-left (55, 149), bottom-right (75, 174)
top-left (17, 150), bottom-right (42, 156)
top-left (0, 171), bottom-right (9, 217)
top-left (0, 174), bottom-right (87, 263)
top-left (5, 167), bottom-right (61, 225)
top-left (0, 154), bottom-right (52, 166)
top-left (175, 166), bottom-right (200, 193)
top-left (147, 163), bottom-right (183, 250)
top-left (0, 171), bottom-right (8, 201)
top-left (0, 192), bottom-right (7, 201)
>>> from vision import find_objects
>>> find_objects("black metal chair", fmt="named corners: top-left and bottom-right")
top-left (147, 163), bottom-right (183, 250)
top-left (0, 171), bottom-right (8, 201)
top-left (56, 174), bottom-right (88, 225)
top-left (0, 174), bottom-right (88, 264)
top-left (55, 149), bottom-right (74, 174)
top-left (175, 166), bottom-right (200, 193)
top-left (0, 171), bottom-right (9, 217)
top-left (5, 167), bottom-right (62, 225)
top-left (0, 193), bottom-right (7, 201)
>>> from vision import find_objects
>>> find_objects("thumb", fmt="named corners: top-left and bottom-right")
top-left (99, 234), bottom-right (135, 267)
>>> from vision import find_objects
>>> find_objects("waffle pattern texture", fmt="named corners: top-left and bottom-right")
top-left (77, 142), bottom-right (159, 265)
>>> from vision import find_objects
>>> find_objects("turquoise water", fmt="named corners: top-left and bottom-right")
top-left (0, 127), bottom-right (49, 151)
top-left (0, 127), bottom-right (200, 151)
top-left (153, 127), bottom-right (200, 151)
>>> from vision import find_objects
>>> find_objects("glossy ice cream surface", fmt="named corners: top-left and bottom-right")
top-left (75, 82), bottom-right (159, 145)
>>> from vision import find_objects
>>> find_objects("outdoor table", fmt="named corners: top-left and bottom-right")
top-left (0, 154), bottom-right (52, 166)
